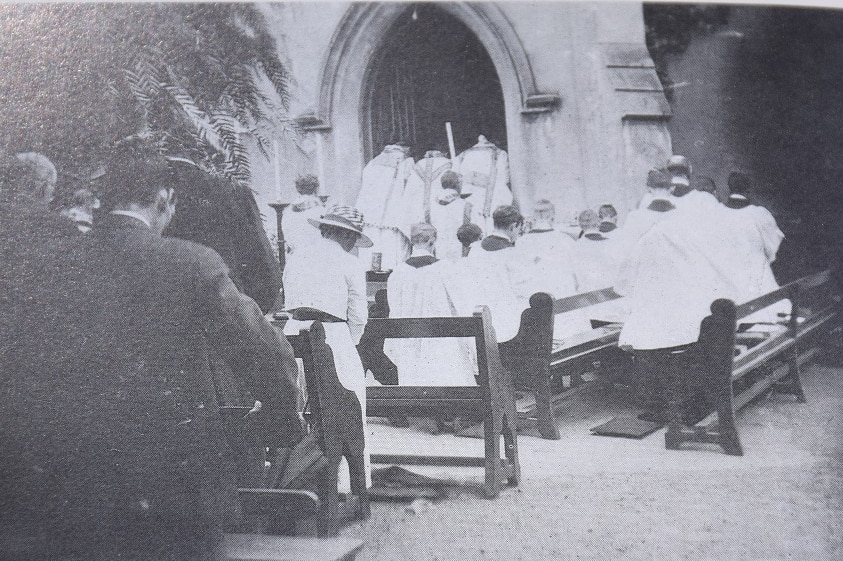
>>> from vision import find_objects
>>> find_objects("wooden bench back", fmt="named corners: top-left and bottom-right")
top-left (363, 305), bottom-right (503, 389)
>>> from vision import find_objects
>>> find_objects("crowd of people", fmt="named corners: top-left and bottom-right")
top-left (0, 134), bottom-right (787, 559)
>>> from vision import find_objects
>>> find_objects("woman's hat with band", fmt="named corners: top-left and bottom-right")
top-left (308, 204), bottom-right (373, 247)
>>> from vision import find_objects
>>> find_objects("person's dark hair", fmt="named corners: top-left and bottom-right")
top-left (456, 223), bottom-right (482, 246)
top-left (100, 140), bottom-right (172, 211)
top-left (492, 205), bottom-right (523, 230)
top-left (727, 172), bottom-right (751, 195)
top-left (598, 204), bottom-right (617, 219)
top-left (693, 176), bottom-right (717, 194)
top-left (295, 174), bottom-right (319, 195)
top-left (440, 171), bottom-right (462, 193)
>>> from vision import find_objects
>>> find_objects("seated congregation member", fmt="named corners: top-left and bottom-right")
top-left (516, 199), bottom-right (577, 299)
top-left (385, 224), bottom-right (477, 387)
top-left (457, 222), bottom-right (482, 256)
top-left (281, 174), bottom-right (326, 263)
top-left (429, 171), bottom-right (474, 261)
top-left (165, 156), bottom-right (282, 313)
top-left (0, 143), bottom-right (303, 561)
top-left (598, 204), bottom-right (618, 234)
top-left (615, 186), bottom-right (742, 425)
top-left (282, 204), bottom-right (372, 489)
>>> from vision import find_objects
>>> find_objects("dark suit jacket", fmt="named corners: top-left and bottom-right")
top-left (165, 161), bottom-right (283, 313)
top-left (0, 214), bottom-right (301, 559)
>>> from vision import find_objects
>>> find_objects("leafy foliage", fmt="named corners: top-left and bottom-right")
top-left (0, 3), bottom-right (291, 185)
top-left (643, 4), bottom-right (731, 100)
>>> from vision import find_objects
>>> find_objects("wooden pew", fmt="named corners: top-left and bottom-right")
top-left (665, 270), bottom-right (839, 455)
top-left (230, 320), bottom-right (369, 540)
top-left (364, 305), bottom-right (520, 498)
top-left (285, 321), bottom-right (371, 534)
top-left (498, 288), bottom-right (626, 440)
top-left (218, 321), bottom-right (368, 561)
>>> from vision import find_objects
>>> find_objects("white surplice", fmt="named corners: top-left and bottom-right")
top-left (616, 196), bottom-right (743, 350)
top-left (453, 137), bottom-right (512, 234)
top-left (356, 145), bottom-right (414, 270)
top-left (385, 261), bottom-right (478, 386)
top-left (400, 152), bottom-right (453, 236)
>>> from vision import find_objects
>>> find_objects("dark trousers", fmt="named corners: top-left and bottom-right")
top-left (633, 345), bottom-right (690, 422)
top-left (634, 344), bottom-right (713, 424)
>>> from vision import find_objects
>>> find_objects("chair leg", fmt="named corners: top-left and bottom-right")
top-left (318, 461), bottom-right (340, 536)
top-left (483, 415), bottom-right (502, 499)
top-left (347, 449), bottom-right (370, 519)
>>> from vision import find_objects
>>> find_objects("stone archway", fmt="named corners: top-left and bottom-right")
top-left (302, 2), bottom-right (558, 204)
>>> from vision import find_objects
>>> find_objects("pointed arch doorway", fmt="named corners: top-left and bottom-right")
top-left (362, 4), bottom-right (507, 162)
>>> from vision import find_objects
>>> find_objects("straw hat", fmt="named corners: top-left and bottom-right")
top-left (308, 204), bottom-right (373, 247)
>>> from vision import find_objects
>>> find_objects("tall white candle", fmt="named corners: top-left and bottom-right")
top-left (273, 137), bottom-right (282, 201)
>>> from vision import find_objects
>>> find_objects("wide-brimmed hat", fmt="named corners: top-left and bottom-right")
top-left (308, 204), bottom-right (373, 247)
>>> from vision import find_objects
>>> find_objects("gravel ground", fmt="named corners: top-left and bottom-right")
top-left (341, 363), bottom-right (843, 560)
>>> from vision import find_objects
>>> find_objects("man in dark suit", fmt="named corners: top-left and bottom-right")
top-left (0, 144), bottom-right (302, 561)
top-left (479, 205), bottom-right (523, 251)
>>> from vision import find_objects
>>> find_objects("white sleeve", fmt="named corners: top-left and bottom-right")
top-left (346, 261), bottom-right (368, 345)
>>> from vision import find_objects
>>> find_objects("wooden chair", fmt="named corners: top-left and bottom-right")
top-left (364, 305), bottom-right (519, 498)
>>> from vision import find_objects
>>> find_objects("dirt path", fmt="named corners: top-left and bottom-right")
top-left (342, 363), bottom-right (843, 560)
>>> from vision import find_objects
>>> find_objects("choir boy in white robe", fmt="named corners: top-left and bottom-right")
top-left (456, 222), bottom-right (482, 256)
top-left (453, 135), bottom-right (512, 234)
top-left (724, 173), bottom-right (789, 321)
top-left (282, 205), bottom-right (372, 489)
top-left (429, 171), bottom-right (474, 262)
top-left (447, 206), bottom-right (526, 342)
top-left (386, 224), bottom-right (477, 387)
top-left (615, 195), bottom-right (742, 425)
top-left (570, 209), bottom-right (626, 328)
top-left (620, 168), bottom-right (678, 252)
top-left (356, 142), bottom-right (413, 270)
top-left (517, 199), bottom-right (577, 299)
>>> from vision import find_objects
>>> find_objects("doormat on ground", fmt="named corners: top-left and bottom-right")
top-left (590, 416), bottom-right (663, 439)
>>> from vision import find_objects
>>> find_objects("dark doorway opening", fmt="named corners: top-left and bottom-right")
top-left (364, 4), bottom-right (507, 161)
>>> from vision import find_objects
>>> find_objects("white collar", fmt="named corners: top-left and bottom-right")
top-left (110, 209), bottom-right (151, 228)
